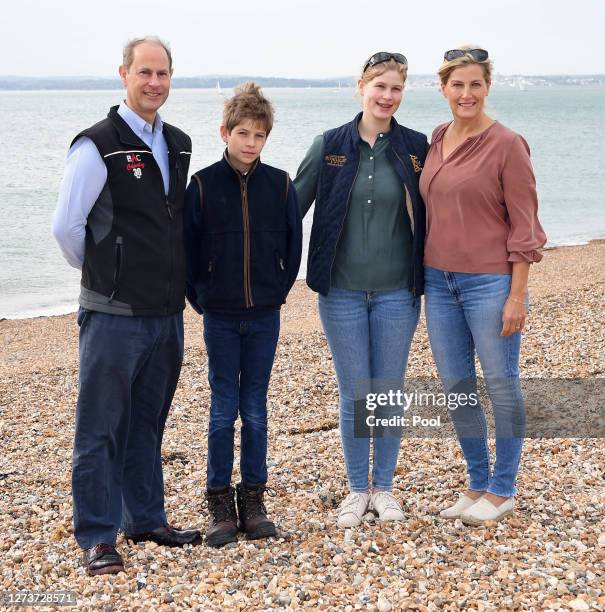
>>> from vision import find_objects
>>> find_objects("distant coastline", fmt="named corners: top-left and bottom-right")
top-left (1, 74), bottom-right (604, 90)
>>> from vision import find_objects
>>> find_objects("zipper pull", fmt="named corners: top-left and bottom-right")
top-left (279, 258), bottom-right (285, 271)
top-left (165, 199), bottom-right (174, 219)
top-left (208, 260), bottom-right (213, 273)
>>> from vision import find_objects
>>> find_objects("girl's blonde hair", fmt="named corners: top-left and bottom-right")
top-left (359, 58), bottom-right (407, 86)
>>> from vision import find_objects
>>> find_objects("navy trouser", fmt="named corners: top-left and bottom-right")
top-left (72, 307), bottom-right (184, 549)
top-left (203, 311), bottom-right (280, 490)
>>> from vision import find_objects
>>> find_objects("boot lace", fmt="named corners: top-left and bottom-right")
top-left (242, 485), bottom-right (276, 517)
top-left (207, 490), bottom-right (236, 523)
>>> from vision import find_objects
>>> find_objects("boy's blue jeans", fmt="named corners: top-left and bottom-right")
top-left (318, 287), bottom-right (419, 492)
top-left (203, 311), bottom-right (280, 490)
top-left (424, 266), bottom-right (526, 497)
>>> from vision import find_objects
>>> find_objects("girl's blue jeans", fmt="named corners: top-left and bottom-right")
top-left (318, 287), bottom-right (419, 492)
top-left (424, 266), bottom-right (526, 497)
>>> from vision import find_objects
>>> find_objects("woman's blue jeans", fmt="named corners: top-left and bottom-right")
top-left (318, 287), bottom-right (419, 492)
top-left (424, 266), bottom-right (526, 497)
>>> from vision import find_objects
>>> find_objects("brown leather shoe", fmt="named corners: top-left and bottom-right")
top-left (205, 486), bottom-right (238, 548)
top-left (82, 544), bottom-right (124, 576)
top-left (236, 482), bottom-right (277, 540)
top-left (124, 524), bottom-right (201, 547)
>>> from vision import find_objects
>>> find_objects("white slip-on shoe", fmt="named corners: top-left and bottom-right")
top-left (439, 493), bottom-right (483, 519)
top-left (460, 496), bottom-right (514, 525)
top-left (337, 492), bottom-right (370, 528)
top-left (370, 491), bottom-right (405, 522)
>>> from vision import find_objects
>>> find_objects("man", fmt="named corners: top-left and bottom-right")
top-left (53, 36), bottom-right (199, 576)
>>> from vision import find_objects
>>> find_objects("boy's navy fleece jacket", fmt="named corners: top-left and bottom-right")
top-left (183, 154), bottom-right (302, 318)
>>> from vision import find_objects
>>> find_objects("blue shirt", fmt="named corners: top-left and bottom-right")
top-left (52, 102), bottom-right (170, 268)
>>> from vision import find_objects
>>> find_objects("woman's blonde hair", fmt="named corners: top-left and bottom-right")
top-left (359, 58), bottom-right (407, 86)
top-left (438, 44), bottom-right (493, 86)
top-left (223, 82), bottom-right (274, 135)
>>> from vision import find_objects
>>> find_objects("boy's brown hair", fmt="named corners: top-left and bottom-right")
top-left (222, 82), bottom-right (274, 135)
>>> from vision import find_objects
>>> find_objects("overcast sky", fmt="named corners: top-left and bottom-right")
top-left (3, 0), bottom-right (604, 78)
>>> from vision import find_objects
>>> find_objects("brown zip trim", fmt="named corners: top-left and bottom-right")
top-left (239, 176), bottom-right (254, 308)
top-left (192, 174), bottom-right (204, 211)
top-left (223, 151), bottom-right (258, 308)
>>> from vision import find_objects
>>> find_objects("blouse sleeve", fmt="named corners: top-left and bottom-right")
top-left (293, 134), bottom-right (323, 217)
top-left (501, 134), bottom-right (547, 263)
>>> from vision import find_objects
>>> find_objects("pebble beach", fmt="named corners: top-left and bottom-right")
top-left (1, 241), bottom-right (604, 611)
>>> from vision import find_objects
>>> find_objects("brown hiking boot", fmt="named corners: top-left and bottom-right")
top-left (205, 486), bottom-right (238, 547)
top-left (235, 482), bottom-right (277, 540)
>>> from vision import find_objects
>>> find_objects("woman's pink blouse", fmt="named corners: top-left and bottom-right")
top-left (419, 121), bottom-right (547, 274)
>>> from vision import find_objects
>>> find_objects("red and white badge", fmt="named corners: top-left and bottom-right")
top-left (126, 153), bottom-right (145, 179)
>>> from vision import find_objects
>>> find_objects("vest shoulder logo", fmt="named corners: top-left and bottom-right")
top-left (409, 155), bottom-right (423, 173)
top-left (325, 154), bottom-right (347, 168)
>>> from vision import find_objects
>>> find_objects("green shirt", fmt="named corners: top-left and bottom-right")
top-left (294, 131), bottom-right (412, 291)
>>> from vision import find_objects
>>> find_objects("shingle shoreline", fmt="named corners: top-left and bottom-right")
top-left (1, 241), bottom-right (603, 610)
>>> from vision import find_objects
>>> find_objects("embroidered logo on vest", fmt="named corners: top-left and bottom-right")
top-left (126, 154), bottom-right (145, 178)
top-left (409, 155), bottom-right (423, 173)
top-left (325, 154), bottom-right (347, 168)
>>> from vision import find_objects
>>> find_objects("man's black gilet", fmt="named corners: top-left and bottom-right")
top-left (74, 106), bottom-right (191, 316)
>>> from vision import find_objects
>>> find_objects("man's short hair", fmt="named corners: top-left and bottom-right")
top-left (122, 36), bottom-right (172, 72)
top-left (223, 82), bottom-right (274, 135)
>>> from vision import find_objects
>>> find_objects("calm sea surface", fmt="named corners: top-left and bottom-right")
top-left (1, 86), bottom-right (604, 318)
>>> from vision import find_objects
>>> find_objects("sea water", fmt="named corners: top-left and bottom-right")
top-left (0, 85), bottom-right (603, 318)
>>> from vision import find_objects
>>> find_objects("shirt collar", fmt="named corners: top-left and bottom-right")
top-left (117, 101), bottom-right (163, 139)
top-left (352, 112), bottom-right (393, 147)
top-left (222, 149), bottom-right (260, 178)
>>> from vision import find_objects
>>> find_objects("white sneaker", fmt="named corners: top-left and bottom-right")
top-left (460, 496), bottom-right (514, 525)
top-left (439, 494), bottom-right (482, 519)
top-left (370, 491), bottom-right (405, 521)
top-left (337, 492), bottom-right (370, 528)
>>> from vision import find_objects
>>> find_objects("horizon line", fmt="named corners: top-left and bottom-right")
top-left (2, 72), bottom-right (605, 80)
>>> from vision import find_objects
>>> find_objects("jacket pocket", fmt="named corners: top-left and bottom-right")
top-left (108, 236), bottom-right (124, 303)
top-left (207, 256), bottom-right (216, 288)
top-left (275, 251), bottom-right (287, 290)
top-left (308, 242), bottom-right (322, 266)
top-left (77, 307), bottom-right (90, 327)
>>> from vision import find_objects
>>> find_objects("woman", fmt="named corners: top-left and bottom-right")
top-left (420, 46), bottom-right (547, 524)
top-left (294, 52), bottom-right (428, 527)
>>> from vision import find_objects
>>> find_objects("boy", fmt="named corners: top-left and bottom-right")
top-left (184, 83), bottom-right (302, 547)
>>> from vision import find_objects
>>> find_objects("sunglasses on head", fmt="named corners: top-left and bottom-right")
top-left (363, 52), bottom-right (408, 73)
top-left (444, 49), bottom-right (489, 62)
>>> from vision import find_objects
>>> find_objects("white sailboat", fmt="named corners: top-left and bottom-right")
top-left (216, 80), bottom-right (223, 95)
